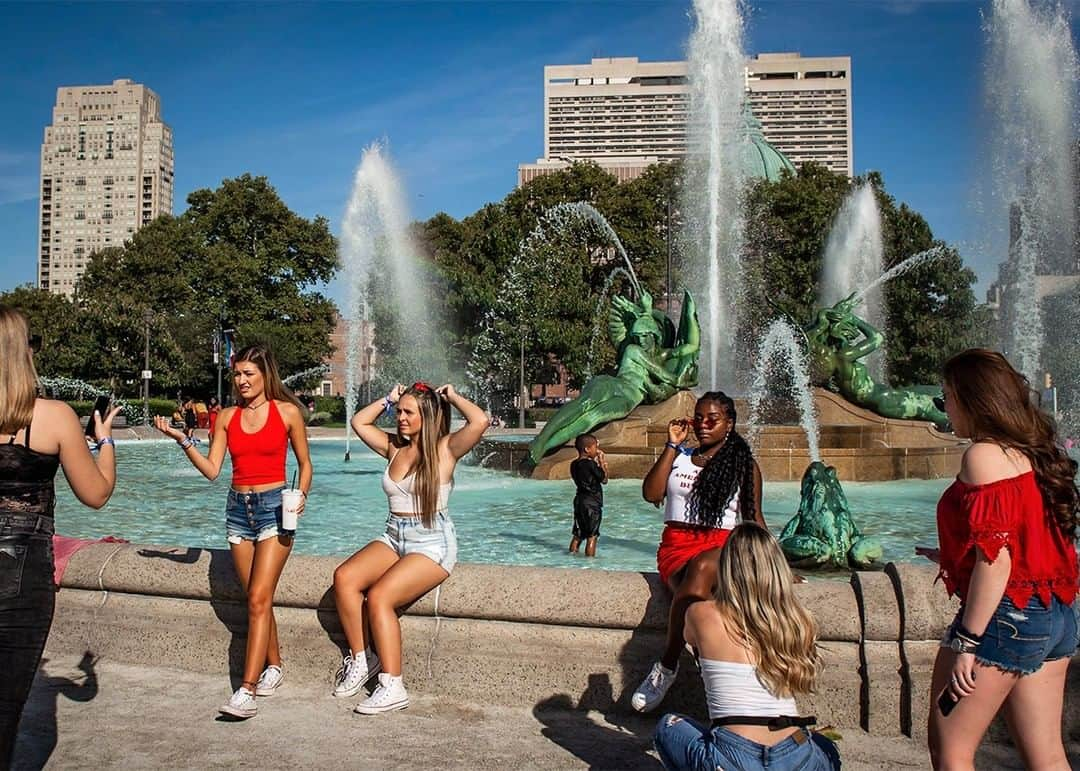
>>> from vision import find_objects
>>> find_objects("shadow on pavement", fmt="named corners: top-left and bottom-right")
top-left (15, 651), bottom-right (98, 770)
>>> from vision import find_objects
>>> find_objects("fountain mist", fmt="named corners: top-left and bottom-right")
top-left (985, 0), bottom-right (1079, 383)
top-left (747, 320), bottom-right (821, 463)
top-left (684, 0), bottom-right (750, 390)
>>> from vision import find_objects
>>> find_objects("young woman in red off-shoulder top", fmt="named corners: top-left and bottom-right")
top-left (924, 349), bottom-right (1078, 770)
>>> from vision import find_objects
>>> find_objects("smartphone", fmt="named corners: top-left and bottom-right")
top-left (86, 394), bottom-right (112, 437)
top-left (937, 688), bottom-right (960, 717)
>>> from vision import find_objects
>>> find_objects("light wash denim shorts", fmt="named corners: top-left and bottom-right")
top-left (225, 487), bottom-right (286, 545)
top-left (377, 512), bottom-right (457, 573)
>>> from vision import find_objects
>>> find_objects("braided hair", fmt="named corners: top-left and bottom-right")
top-left (686, 391), bottom-right (757, 528)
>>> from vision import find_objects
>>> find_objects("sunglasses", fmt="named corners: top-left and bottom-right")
top-left (28, 334), bottom-right (42, 353)
top-left (692, 415), bottom-right (724, 429)
top-left (932, 393), bottom-right (946, 412)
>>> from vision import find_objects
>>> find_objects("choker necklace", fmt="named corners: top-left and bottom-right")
top-left (245, 399), bottom-right (267, 410)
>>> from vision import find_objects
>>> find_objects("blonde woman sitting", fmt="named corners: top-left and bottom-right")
top-left (653, 523), bottom-right (840, 771)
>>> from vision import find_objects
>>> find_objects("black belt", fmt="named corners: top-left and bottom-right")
top-left (711, 715), bottom-right (816, 730)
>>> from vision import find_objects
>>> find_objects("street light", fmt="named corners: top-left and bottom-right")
top-left (519, 334), bottom-right (526, 429)
top-left (142, 308), bottom-right (153, 426)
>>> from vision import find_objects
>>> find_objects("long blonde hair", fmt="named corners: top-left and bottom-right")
top-left (401, 383), bottom-right (451, 528)
top-left (714, 523), bottom-right (821, 697)
top-left (231, 344), bottom-right (304, 411)
top-left (0, 307), bottom-right (39, 434)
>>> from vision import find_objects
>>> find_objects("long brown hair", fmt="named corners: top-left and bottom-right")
top-left (231, 343), bottom-right (304, 412)
top-left (0, 307), bottom-right (39, 434)
top-left (714, 523), bottom-right (821, 698)
top-left (944, 348), bottom-right (1079, 537)
top-left (401, 383), bottom-right (451, 528)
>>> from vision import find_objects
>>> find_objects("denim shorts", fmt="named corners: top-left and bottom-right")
top-left (942, 594), bottom-right (1080, 675)
top-left (377, 512), bottom-right (457, 573)
top-left (653, 714), bottom-right (841, 771)
top-left (225, 487), bottom-right (288, 545)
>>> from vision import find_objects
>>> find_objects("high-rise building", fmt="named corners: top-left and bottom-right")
top-left (518, 53), bottom-right (852, 185)
top-left (38, 79), bottom-right (174, 295)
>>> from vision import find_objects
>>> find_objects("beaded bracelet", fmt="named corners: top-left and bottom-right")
top-left (178, 437), bottom-right (194, 450)
top-left (665, 441), bottom-right (683, 451)
top-left (95, 437), bottom-right (116, 450)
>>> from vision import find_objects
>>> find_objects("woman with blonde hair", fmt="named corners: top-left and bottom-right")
top-left (0, 307), bottom-right (120, 764)
top-left (154, 343), bottom-right (312, 720)
top-left (332, 381), bottom-right (487, 714)
top-left (927, 349), bottom-right (1078, 770)
top-left (653, 523), bottom-right (840, 771)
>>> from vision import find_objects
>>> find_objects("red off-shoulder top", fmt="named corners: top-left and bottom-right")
top-left (936, 470), bottom-right (1078, 608)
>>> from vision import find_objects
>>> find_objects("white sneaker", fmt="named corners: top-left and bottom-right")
top-left (631, 661), bottom-right (678, 713)
top-left (333, 649), bottom-right (382, 698)
top-left (353, 673), bottom-right (409, 715)
top-left (219, 687), bottom-right (258, 719)
top-left (255, 665), bottom-right (284, 696)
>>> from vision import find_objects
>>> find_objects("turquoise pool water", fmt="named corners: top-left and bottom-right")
top-left (52, 439), bottom-right (949, 572)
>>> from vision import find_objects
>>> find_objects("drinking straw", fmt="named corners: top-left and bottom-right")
top-left (291, 469), bottom-right (297, 490)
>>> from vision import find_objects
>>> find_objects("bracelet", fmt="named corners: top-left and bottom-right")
top-left (383, 396), bottom-right (395, 414)
top-left (95, 437), bottom-right (115, 450)
top-left (178, 437), bottom-right (194, 450)
top-left (956, 623), bottom-right (984, 644)
top-left (665, 441), bottom-right (683, 451)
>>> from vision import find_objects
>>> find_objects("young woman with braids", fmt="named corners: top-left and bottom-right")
top-left (925, 349), bottom-right (1078, 770)
top-left (631, 391), bottom-right (765, 713)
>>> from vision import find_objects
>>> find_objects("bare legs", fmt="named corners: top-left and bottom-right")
top-left (568, 535), bottom-right (598, 557)
top-left (228, 535), bottom-right (293, 690)
top-left (927, 650), bottom-right (1071, 770)
top-left (333, 543), bottom-right (449, 676)
top-left (660, 547), bottom-right (724, 670)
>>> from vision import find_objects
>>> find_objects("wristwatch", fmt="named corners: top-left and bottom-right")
top-left (948, 635), bottom-right (979, 655)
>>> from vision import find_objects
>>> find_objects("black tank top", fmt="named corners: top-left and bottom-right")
top-left (0, 418), bottom-right (60, 519)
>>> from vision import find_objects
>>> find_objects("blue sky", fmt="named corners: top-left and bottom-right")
top-left (1, 0), bottom-right (1076, 304)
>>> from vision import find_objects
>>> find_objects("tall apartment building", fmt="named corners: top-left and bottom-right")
top-left (518, 53), bottom-right (852, 185)
top-left (38, 79), bottom-right (174, 295)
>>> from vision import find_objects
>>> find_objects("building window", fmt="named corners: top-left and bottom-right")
top-left (320, 380), bottom-right (333, 397)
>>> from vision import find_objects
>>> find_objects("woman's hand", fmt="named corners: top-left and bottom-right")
top-left (435, 384), bottom-right (458, 402)
top-left (668, 418), bottom-right (690, 445)
top-left (153, 415), bottom-right (186, 442)
top-left (92, 405), bottom-right (124, 442)
top-left (948, 652), bottom-right (977, 700)
top-left (387, 383), bottom-right (405, 404)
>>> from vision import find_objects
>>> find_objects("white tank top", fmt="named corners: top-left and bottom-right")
top-left (699, 659), bottom-right (799, 720)
top-left (663, 449), bottom-right (740, 526)
top-left (382, 449), bottom-right (452, 515)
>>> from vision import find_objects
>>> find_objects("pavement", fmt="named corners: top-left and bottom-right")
top-left (13, 652), bottom-right (1061, 770)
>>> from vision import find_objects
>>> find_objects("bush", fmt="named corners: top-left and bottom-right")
top-left (306, 411), bottom-right (333, 426)
top-left (66, 398), bottom-right (175, 418)
top-left (314, 395), bottom-right (346, 422)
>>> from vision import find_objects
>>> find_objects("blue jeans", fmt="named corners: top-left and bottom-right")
top-left (0, 514), bottom-right (56, 767)
top-left (654, 714), bottom-right (841, 771)
top-left (225, 487), bottom-right (286, 544)
top-left (376, 512), bottom-right (457, 573)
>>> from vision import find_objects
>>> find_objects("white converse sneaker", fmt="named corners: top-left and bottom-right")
top-left (333, 649), bottom-right (382, 698)
top-left (353, 673), bottom-right (409, 715)
top-left (631, 661), bottom-right (678, 713)
top-left (219, 687), bottom-right (258, 719)
top-left (255, 665), bottom-right (284, 696)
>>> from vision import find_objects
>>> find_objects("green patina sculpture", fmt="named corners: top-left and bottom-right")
top-left (526, 289), bottom-right (700, 466)
top-left (780, 461), bottom-right (883, 570)
top-left (805, 294), bottom-right (948, 428)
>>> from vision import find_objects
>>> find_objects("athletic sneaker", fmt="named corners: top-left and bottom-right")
top-left (631, 661), bottom-right (678, 713)
top-left (333, 649), bottom-right (382, 698)
top-left (219, 687), bottom-right (258, 719)
top-left (353, 673), bottom-right (409, 715)
top-left (255, 665), bottom-right (284, 696)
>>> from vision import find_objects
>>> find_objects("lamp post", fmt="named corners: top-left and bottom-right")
top-left (142, 309), bottom-right (153, 426)
top-left (519, 334), bottom-right (526, 429)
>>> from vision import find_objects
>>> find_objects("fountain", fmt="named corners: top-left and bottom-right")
top-left (282, 364), bottom-right (330, 390)
top-left (39, 376), bottom-right (144, 425)
top-left (747, 320), bottom-right (821, 463)
top-left (984, 0), bottom-right (1079, 386)
top-left (683, 0), bottom-right (751, 390)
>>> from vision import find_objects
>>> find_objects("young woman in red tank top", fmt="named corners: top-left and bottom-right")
top-left (154, 344), bottom-right (312, 720)
top-left (924, 349), bottom-right (1078, 770)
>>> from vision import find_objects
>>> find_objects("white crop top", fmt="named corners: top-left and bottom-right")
top-left (382, 451), bottom-right (452, 515)
top-left (663, 449), bottom-right (740, 526)
top-left (699, 659), bottom-right (799, 720)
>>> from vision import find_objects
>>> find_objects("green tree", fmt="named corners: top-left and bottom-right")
top-left (0, 285), bottom-right (93, 378)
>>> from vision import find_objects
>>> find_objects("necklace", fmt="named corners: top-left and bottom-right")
top-left (245, 398), bottom-right (267, 411)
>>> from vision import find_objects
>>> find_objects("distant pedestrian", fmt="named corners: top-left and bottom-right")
top-left (569, 433), bottom-right (607, 557)
top-left (182, 397), bottom-right (197, 440)
top-left (207, 396), bottom-right (221, 441)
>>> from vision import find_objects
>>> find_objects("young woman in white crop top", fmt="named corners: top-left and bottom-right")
top-left (631, 391), bottom-right (765, 714)
top-left (332, 381), bottom-right (487, 714)
top-left (653, 523), bottom-right (840, 771)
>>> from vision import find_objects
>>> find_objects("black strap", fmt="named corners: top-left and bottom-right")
top-left (24, 418), bottom-right (31, 448)
top-left (711, 715), bottom-right (817, 730)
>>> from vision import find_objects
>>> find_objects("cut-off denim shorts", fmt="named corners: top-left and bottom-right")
top-left (225, 486), bottom-right (288, 545)
top-left (653, 714), bottom-right (841, 771)
top-left (377, 512), bottom-right (457, 573)
top-left (942, 594), bottom-right (1080, 675)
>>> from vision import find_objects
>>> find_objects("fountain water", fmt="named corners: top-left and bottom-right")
top-left (339, 141), bottom-right (433, 459)
top-left (282, 364), bottom-right (330, 389)
top-left (853, 245), bottom-right (949, 304)
top-left (984, 0), bottom-right (1079, 384)
top-left (585, 267), bottom-right (638, 379)
top-left (746, 320), bottom-right (820, 463)
top-left (547, 202), bottom-right (642, 296)
top-left (39, 377), bottom-right (143, 425)
top-left (684, 0), bottom-right (750, 390)
top-left (820, 183), bottom-right (886, 377)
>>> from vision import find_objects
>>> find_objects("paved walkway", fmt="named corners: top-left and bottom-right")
top-left (12, 653), bottom-right (1054, 770)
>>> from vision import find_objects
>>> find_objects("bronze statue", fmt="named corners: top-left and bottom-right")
top-left (526, 290), bottom-right (700, 466)
top-left (805, 294), bottom-right (947, 427)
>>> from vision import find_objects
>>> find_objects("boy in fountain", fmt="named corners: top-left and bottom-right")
top-left (569, 433), bottom-right (608, 557)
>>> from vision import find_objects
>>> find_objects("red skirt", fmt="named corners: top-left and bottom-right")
top-left (657, 522), bottom-right (732, 586)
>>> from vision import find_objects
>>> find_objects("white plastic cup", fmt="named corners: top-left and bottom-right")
top-left (281, 489), bottom-right (304, 533)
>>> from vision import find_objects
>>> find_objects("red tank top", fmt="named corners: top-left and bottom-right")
top-left (227, 400), bottom-right (289, 486)
top-left (936, 470), bottom-right (1078, 608)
